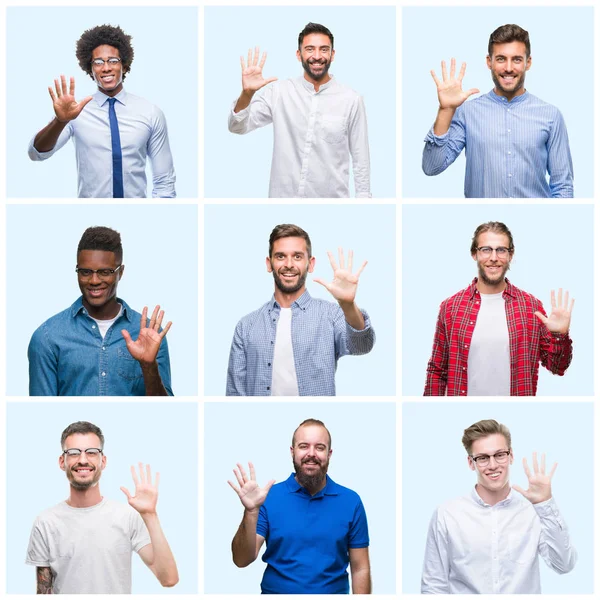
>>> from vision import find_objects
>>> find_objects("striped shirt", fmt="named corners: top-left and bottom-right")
top-left (424, 279), bottom-right (572, 396)
top-left (422, 90), bottom-right (573, 198)
top-left (226, 291), bottom-right (375, 396)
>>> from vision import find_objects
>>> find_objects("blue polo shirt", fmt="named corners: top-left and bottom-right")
top-left (257, 473), bottom-right (369, 594)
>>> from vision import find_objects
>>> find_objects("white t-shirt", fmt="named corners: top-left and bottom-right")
top-left (271, 308), bottom-right (299, 396)
top-left (467, 291), bottom-right (510, 396)
top-left (25, 497), bottom-right (150, 594)
top-left (91, 304), bottom-right (124, 339)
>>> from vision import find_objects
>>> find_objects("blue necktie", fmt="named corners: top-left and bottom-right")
top-left (108, 98), bottom-right (124, 198)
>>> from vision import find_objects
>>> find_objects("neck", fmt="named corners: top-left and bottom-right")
top-left (476, 277), bottom-right (506, 295)
top-left (304, 72), bottom-right (331, 92)
top-left (476, 482), bottom-right (510, 506)
top-left (82, 298), bottom-right (120, 320)
top-left (493, 86), bottom-right (525, 103)
top-left (67, 486), bottom-right (103, 508)
top-left (274, 286), bottom-right (306, 308)
top-left (98, 83), bottom-right (123, 98)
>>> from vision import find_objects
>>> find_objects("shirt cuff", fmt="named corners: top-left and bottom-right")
top-left (347, 310), bottom-right (372, 333)
top-left (28, 135), bottom-right (56, 160)
top-left (424, 126), bottom-right (449, 145)
top-left (532, 496), bottom-right (563, 522)
top-left (230, 100), bottom-right (250, 120)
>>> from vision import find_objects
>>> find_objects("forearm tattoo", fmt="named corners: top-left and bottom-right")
top-left (36, 567), bottom-right (53, 594)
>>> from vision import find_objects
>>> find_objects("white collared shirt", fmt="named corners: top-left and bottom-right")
top-left (421, 487), bottom-right (577, 594)
top-left (28, 89), bottom-right (176, 198)
top-left (228, 76), bottom-right (371, 198)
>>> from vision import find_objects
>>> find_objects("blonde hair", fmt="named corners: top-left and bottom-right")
top-left (462, 419), bottom-right (511, 454)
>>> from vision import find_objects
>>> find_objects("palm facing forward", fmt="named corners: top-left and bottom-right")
top-left (49, 75), bottom-right (92, 122)
top-left (314, 248), bottom-right (367, 305)
top-left (534, 288), bottom-right (574, 334)
top-left (430, 58), bottom-right (479, 110)
top-left (241, 47), bottom-right (278, 93)
top-left (121, 463), bottom-right (159, 515)
top-left (122, 305), bottom-right (172, 365)
top-left (512, 452), bottom-right (556, 504)
top-left (228, 462), bottom-right (275, 512)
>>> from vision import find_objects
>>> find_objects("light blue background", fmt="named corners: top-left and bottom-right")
top-left (204, 6), bottom-right (396, 198)
top-left (7, 7), bottom-right (198, 198)
top-left (402, 402), bottom-right (593, 594)
top-left (402, 7), bottom-right (593, 198)
top-left (6, 402), bottom-right (198, 594)
top-left (204, 401), bottom-right (396, 594)
top-left (204, 204), bottom-right (396, 396)
top-left (7, 204), bottom-right (198, 396)
top-left (402, 204), bottom-right (593, 396)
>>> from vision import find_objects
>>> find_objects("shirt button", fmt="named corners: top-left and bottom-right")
top-left (92, 325), bottom-right (96, 329)
top-left (507, 129), bottom-right (511, 133)
top-left (507, 151), bottom-right (512, 155)
top-left (268, 363), bottom-right (271, 367)
top-left (267, 386), bottom-right (270, 391)
top-left (273, 318), bottom-right (276, 322)
top-left (462, 366), bottom-right (466, 370)
top-left (470, 321), bottom-right (473, 325)
top-left (271, 341), bottom-right (274, 345)
top-left (464, 344), bottom-right (468, 348)
top-left (508, 173), bottom-right (513, 178)
top-left (102, 372), bottom-right (106, 377)
top-left (102, 346), bottom-right (106, 351)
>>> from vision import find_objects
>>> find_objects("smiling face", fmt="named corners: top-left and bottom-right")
top-left (487, 41), bottom-right (531, 100)
top-left (472, 231), bottom-right (513, 289)
top-left (77, 249), bottom-right (123, 319)
top-left (468, 433), bottom-right (513, 497)
top-left (296, 33), bottom-right (335, 83)
top-left (267, 237), bottom-right (315, 298)
top-left (91, 45), bottom-right (124, 96)
top-left (59, 433), bottom-right (106, 490)
top-left (291, 424), bottom-right (332, 492)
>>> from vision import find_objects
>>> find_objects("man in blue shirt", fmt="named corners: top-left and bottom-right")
top-left (228, 419), bottom-right (371, 593)
top-left (226, 224), bottom-right (375, 396)
top-left (28, 226), bottom-right (173, 396)
top-left (422, 24), bottom-right (573, 198)
top-left (28, 24), bottom-right (176, 198)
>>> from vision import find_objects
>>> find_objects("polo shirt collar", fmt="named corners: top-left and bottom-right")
top-left (270, 289), bottom-right (313, 311)
top-left (71, 296), bottom-right (134, 322)
top-left (94, 88), bottom-right (128, 107)
top-left (470, 485), bottom-right (514, 507)
top-left (487, 88), bottom-right (529, 106)
top-left (284, 473), bottom-right (339, 498)
top-left (468, 277), bottom-right (515, 300)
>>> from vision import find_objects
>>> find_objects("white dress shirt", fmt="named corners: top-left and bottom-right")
top-left (28, 89), bottom-right (176, 198)
top-left (421, 487), bottom-right (577, 594)
top-left (228, 76), bottom-right (371, 198)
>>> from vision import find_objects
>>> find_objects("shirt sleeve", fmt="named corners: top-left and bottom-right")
top-left (333, 306), bottom-right (375, 358)
top-left (348, 96), bottom-right (371, 198)
top-left (28, 324), bottom-right (59, 396)
top-left (25, 518), bottom-right (51, 567)
top-left (534, 497), bottom-right (577, 574)
top-left (226, 320), bottom-right (247, 396)
top-left (422, 107), bottom-right (467, 176)
top-left (536, 301), bottom-right (573, 376)
top-left (421, 509), bottom-right (451, 594)
top-left (156, 334), bottom-right (174, 396)
top-left (546, 109), bottom-right (574, 198)
top-left (424, 302), bottom-right (449, 396)
top-left (28, 122), bottom-right (73, 161)
top-left (227, 88), bottom-right (274, 135)
top-left (148, 106), bottom-right (176, 198)
top-left (349, 498), bottom-right (369, 548)
top-left (130, 510), bottom-right (152, 553)
top-left (256, 504), bottom-right (268, 539)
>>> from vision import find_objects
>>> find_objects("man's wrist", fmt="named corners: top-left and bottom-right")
top-left (139, 359), bottom-right (159, 371)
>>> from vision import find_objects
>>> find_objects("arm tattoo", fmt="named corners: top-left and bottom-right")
top-left (36, 567), bottom-right (54, 594)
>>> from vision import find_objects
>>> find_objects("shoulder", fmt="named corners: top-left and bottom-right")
top-left (433, 494), bottom-right (472, 520)
top-left (33, 501), bottom-right (69, 525)
top-left (329, 480), bottom-right (363, 504)
top-left (439, 285), bottom-right (472, 310)
top-left (30, 304), bottom-right (75, 341)
top-left (508, 283), bottom-right (542, 307)
top-left (235, 301), bottom-right (273, 329)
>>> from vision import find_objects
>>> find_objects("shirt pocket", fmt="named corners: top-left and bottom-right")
top-left (117, 348), bottom-right (143, 381)
top-left (319, 116), bottom-right (347, 144)
top-left (508, 531), bottom-right (538, 564)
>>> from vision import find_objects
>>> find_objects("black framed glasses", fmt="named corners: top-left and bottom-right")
top-left (75, 265), bottom-right (123, 279)
top-left (62, 448), bottom-right (103, 458)
top-left (475, 246), bottom-right (511, 258)
top-left (91, 57), bottom-right (122, 67)
top-left (470, 449), bottom-right (511, 467)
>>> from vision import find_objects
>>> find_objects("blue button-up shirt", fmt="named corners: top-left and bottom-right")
top-left (226, 291), bottom-right (375, 396)
top-left (28, 297), bottom-right (173, 396)
top-left (422, 90), bottom-right (573, 198)
top-left (257, 473), bottom-right (369, 594)
top-left (28, 89), bottom-right (176, 198)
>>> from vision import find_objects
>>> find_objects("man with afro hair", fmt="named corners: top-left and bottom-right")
top-left (28, 24), bottom-right (176, 198)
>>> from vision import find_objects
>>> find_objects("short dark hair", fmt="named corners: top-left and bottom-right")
top-left (298, 22), bottom-right (334, 50)
top-left (488, 24), bottom-right (530, 58)
top-left (77, 226), bottom-right (123, 263)
top-left (61, 421), bottom-right (105, 450)
top-left (462, 419), bottom-right (511, 455)
top-left (470, 222), bottom-right (515, 255)
top-left (292, 418), bottom-right (332, 450)
top-left (269, 224), bottom-right (312, 258)
top-left (76, 24), bottom-right (134, 80)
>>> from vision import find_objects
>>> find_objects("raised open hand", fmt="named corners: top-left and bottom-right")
top-left (48, 75), bottom-right (93, 123)
top-left (122, 305), bottom-right (172, 365)
top-left (228, 462), bottom-right (275, 512)
top-left (431, 58), bottom-right (480, 110)
top-left (512, 452), bottom-right (556, 504)
top-left (241, 47), bottom-right (278, 94)
top-left (534, 289), bottom-right (574, 334)
top-left (314, 248), bottom-right (367, 305)
top-left (121, 463), bottom-right (159, 515)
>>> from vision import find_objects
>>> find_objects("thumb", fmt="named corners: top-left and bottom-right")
top-left (79, 95), bottom-right (93, 109)
top-left (264, 77), bottom-right (278, 85)
top-left (533, 311), bottom-right (547, 325)
top-left (264, 479), bottom-right (276, 494)
top-left (512, 484), bottom-right (526, 497)
top-left (465, 88), bottom-right (480, 99)
top-left (120, 486), bottom-right (132, 500)
top-left (313, 278), bottom-right (329, 290)
top-left (121, 329), bottom-right (132, 345)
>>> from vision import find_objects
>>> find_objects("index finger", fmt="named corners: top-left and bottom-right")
top-left (355, 260), bottom-right (368, 278)
top-left (327, 250), bottom-right (338, 271)
top-left (532, 452), bottom-right (540, 474)
top-left (338, 247), bottom-right (345, 270)
top-left (69, 76), bottom-right (75, 97)
top-left (138, 462), bottom-right (147, 484)
top-left (158, 321), bottom-right (173, 340)
top-left (140, 306), bottom-right (148, 331)
top-left (259, 51), bottom-right (268, 69)
top-left (130, 464), bottom-right (140, 486)
top-left (60, 74), bottom-right (68, 95)
top-left (430, 70), bottom-right (441, 87)
top-left (145, 463), bottom-right (152, 484)
top-left (458, 62), bottom-right (467, 82)
top-left (249, 461), bottom-right (256, 481)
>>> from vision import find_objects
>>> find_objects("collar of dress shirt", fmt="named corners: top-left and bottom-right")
top-left (299, 74), bottom-right (336, 94)
top-left (468, 277), bottom-right (515, 300)
top-left (487, 88), bottom-right (530, 106)
top-left (94, 87), bottom-right (128, 107)
top-left (470, 485), bottom-right (515, 508)
top-left (285, 472), bottom-right (339, 498)
top-left (270, 289), bottom-right (313, 311)
top-left (71, 295), bottom-right (134, 322)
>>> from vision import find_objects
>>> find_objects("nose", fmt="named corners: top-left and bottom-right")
top-left (284, 256), bottom-right (293, 268)
top-left (488, 455), bottom-right (499, 468)
top-left (90, 271), bottom-right (102, 284)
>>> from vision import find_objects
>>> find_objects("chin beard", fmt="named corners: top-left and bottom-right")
top-left (478, 263), bottom-right (510, 286)
top-left (492, 72), bottom-right (525, 95)
top-left (293, 458), bottom-right (328, 492)
top-left (302, 59), bottom-right (331, 82)
top-left (273, 269), bottom-right (308, 294)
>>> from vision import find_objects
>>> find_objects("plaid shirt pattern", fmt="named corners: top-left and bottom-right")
top-left (226, 290), bottom-right (375, 396)
top-left (424, 279), bottom-right (572, 396)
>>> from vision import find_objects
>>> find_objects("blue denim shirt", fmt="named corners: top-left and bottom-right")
top-left (28, 297), bottom-right (173, 396)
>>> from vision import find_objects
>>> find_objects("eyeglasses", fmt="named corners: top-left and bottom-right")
top-left (91, 57), bottom-right (122, 67)
top-left (476, 246), bottom-right (511, 258)
top-left (62, 448), bottom-right (103, 458)
top-left (470, 449), bottom-right (511, 467)
top-left (75, 265), bottom-right (123, 279)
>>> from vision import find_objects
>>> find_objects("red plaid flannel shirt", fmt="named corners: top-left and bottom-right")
top-left (424, 279), bottom-right (572, 396)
